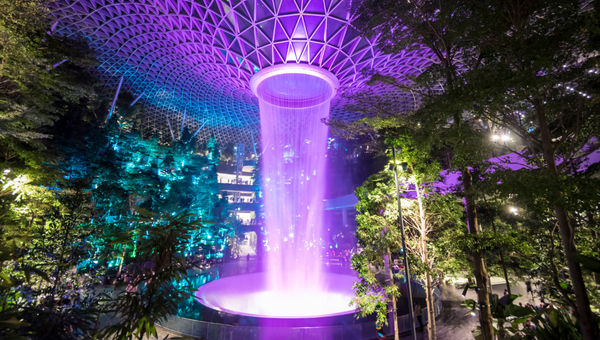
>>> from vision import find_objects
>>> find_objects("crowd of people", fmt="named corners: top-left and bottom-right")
top-left (323, 248), bottom-right (354, 266)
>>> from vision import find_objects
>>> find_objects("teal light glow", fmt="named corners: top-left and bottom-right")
top-left (80, 114), bottom-right (231, 273)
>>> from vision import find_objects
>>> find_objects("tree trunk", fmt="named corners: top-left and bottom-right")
top-left (489, 210), bottom-right (511, 295)
top-left (500, 253), bottom-right (511, 295)
top-left (387, 247), bottom-right (400, 340)
top-left (424, 270), bottom-right (436, 340)
top-left (117, 245), bottom-right (127, 278)
top-left (414, 178), bottom-right (436, 340)
top-left (118, 195), bottom-right (134, 278)
top-left (548, 227), bottom-right (577, 311)
top-left (28, 211), bottom-right (36, 229)
top-left (535, 102), bottom-right (597, 340)
top-left (463, 169), bottom-right (494, 340)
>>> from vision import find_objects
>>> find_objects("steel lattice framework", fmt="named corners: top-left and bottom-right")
top-left (50, 0), bottom-right (436, 146)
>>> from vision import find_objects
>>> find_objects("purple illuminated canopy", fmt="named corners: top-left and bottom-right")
top-left (50, 0), bottom-right (436, 145)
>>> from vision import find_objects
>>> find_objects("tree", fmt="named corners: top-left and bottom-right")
top-left (388, 135), bottom-right (454, 340)
top-left (351, 131), bottom-right (464, 340)
top-left (82, 111), bottom-right (230, 275)
top-left (0, 167), bottom-right (103, 339)
top-left (352, 169), bottom-right (404, 340)
top-left (0, 0), bottom-right (103, 165)
top-left (351, 1), bottom-right (497, 338)
top-left (458, 1), bottom-right (600, 338)
top-left (97, 211), bottom-right (203, 340)
top-left (1, 3), bottom-right (234, 339)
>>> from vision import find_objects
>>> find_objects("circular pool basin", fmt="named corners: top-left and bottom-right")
top-left (195, 272), bottom-right (356, 318)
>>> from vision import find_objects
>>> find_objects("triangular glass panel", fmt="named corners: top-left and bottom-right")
top-left (246, 51), bottom-right (259, 67)
top-left (342, 37), bottom-right (360, 54)
top-left (305, 0), bottom-right (325, 13)
top-left (278, 0), bottom-right (297, 14)
top-left (242, 39), bottom-right (255, 54)
top-left (292, 19), bottom-right (307, 39)
top-left (209, 0), bottom-right (221, 15)
top-left (191, 3), bottom-right (204, 19)
top-left (259, 0), bottom-right (275, 15)
top-left (327, 28), bottom-right (343, 46)
top-left (292, 42), bottom-right (307, 61)
top-left (240, 29), bottom-right (256, 46)
top-left (279, 16), bottom-right (297, 36)
top-left (244, 0), bottom-right (255, 17)
top-left (353, 38), bottom-right (371, 53)
top-left (255, 3), bottom-right (272, 21)
top-left (298, 43), bottom-right (310, 62)
top-left (308, 42), bottom-right (324, 60)
top-left (229, 39), bottom-right (242, 55)
top-left (274, 42), bottom-right (288, 60)
top-left (303, 15), bottom-right (322, 38)
top-left (273, 20), bottom-right (288, 40)
top-left (321, 51), bottom-right (336, 68)
top-left (256, 28), bottom-right (271, 47)
top-left (223, 31), bottom-right (236, 46)
top-left (332, 53), bottom-right (347, 71)
top-left (259, 18), bottom-right (276, 38)
top-left (236, 14), bottom-right (252, 32)
top-left (258, 51), bottom-right (271, 68)
top-left (179, 1), bottom-right (191, 15)
top-left (330, 0), bottom-right (349, 19)
top-left (325, 19), bottom-right (343, 41)
top-left (322, 46), bottom-right (338, 64)
top-left (258, 46), bottom-right (273, 63)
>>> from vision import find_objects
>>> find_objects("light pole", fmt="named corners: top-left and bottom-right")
top-left (391, 147), bottom-right (417, 340)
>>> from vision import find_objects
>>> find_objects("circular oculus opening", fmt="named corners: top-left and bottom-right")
top-left (250, 64), bottom-right (339, 108)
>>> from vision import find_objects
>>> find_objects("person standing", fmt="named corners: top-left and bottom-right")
top-left (376, 321), bottom-right (386, 340)
top-left (414, 302), bottom-right (423, 332)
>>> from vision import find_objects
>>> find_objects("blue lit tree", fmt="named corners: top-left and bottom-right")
top-left (84, 110), bottom-right (229, 274)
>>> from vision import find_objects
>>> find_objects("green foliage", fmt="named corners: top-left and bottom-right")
top-left (0, 168), bottom-right (103, 339)
top-left (481, 164), bottom-right (600, 311)
top-left (0, 2), bottom-right (109, 336)
top-left (97, 211), bottom-right (203, 340)
top-left (517, 307), bottom-right (584, 340)
top-left (352, 168), bottom-right (405, 325)
top-left (352, 134), bottom-right (465, 328)
top-left (0, 115), bottom-right (229, 338)
top-left (466, 297), bottom-right (600, 340)
top-left (84, 112), bottom-right (229, 270)
top-left (0, 0), bottom-right (104, 164)
top-left (350, 1), bottom-right (600, 338)
top-left (1, 3), bottom-right (233, 339)
top-left (350, 252), bottom-right (389, 325)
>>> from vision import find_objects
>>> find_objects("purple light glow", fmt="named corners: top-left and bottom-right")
top-left (195, 272), bottom-right (356, 318)
top-left (254, 64), bottom-right (337, 294)
top-left (195, 65), bottom-right (353, 320)
top-left (50, 0), bottom-right (437, 146)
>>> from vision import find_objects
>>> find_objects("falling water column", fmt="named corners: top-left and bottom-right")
top-left (251, 64), bottom-right (338, 297)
